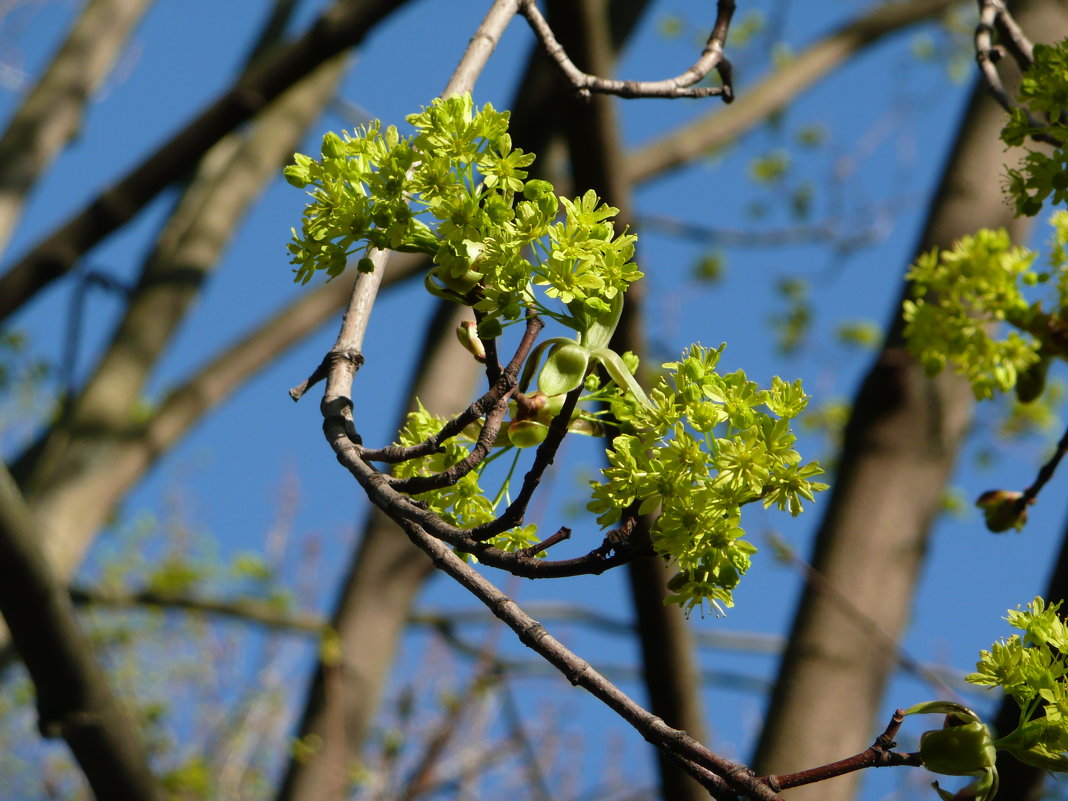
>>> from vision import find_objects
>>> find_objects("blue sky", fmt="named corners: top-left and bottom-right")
top-left (2, 1), bottom-right (1066, 799)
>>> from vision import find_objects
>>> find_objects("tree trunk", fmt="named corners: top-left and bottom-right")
top-left (752, 5), bottom-right (1068, 800)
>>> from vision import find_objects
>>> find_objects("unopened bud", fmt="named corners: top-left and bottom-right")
top-left (975, 489), bottom-right (1028, 533)
top-left (456, 320), bottom-right (486, 363)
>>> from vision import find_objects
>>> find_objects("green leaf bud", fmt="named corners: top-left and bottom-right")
top-left (1016, 354), bottom-right (1051, 404)
top-left (508, 419), bottom-right (549, 448)
top-left (321, 131), bottom-right (346, 159)
top-left (918, 722), bottom-right (996, 776)
top-left (975, 489), bottom-right (1028, 533)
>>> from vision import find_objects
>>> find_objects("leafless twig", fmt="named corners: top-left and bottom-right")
top-left (518, 0), bottom-right (735, 101)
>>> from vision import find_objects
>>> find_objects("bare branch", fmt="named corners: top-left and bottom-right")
top-left (323, 0), bottom-right (523, 409)
top-left (68, 585), bottom-right (326, 634)
top-left (387, 512), bottom-right (782, 801)
top-left (519, 0), bottom-right (735, 101)
top-left (627, 0), bottom-right (958, 183)
top-left (1011, 421), bottom-right (1068, 516)
top-left (974, 0), bottom-right (1060, 146)
top-left (763, 710), bottom-right (921, 792)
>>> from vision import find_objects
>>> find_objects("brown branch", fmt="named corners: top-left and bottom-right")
top-left (1014, 421), bottom-right (1068, 514)
top-left (0, 460), bottom-right (164, 801)
top-left (384, 512), bottom-right (781, 801)
top-left (328, 438), bottom-right (645, 578)
top-left (385, 395), bottom-right (512, 494)
top-left (763, 710), bottom-right (921, 791)
top-left (979, 0), bottom-right (1035, 68)
top-left (627, 0), bottom-right (958, 184)
top-left (360, 316), bottom-right (544, 464)
top-left (975, 0), bottom-right (1060, 146)
top-left (68, 586), bottom-right (326, 634)
top-left (467, 384), bottom-right (583, 541)
top-left (0, 0), bottom-right (412, 323)
top-left (518, 0), bottom-right (735, 101)
top-left (323, 0), bottom-right (523, 391)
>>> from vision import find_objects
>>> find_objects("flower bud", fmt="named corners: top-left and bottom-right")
top-left (975, 489), bottom-right (1028, 533)
top-left (456, 320), bottom-right (486, 363)
top-left (507, 420), bottom-right (549, 448)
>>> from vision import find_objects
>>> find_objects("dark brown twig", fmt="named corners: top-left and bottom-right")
top-left (386, 512), bottom-right (782, 800)
top-left (1015, 421), bottom-right (1068, 514)
top-left (289, 348), bottom-right (364, 401)
top-left (361, 316), bottom-right (544, 464)
top-left (467, 384), bottom-right (583, 541)
top-left (762, 709), bottom-right (921, 791)
top-left (517, 526), bottom-right (571, 558)
top-left (386, 391), bottom-right (513, 494)
top-left (518, 0), bottom-right (735, 101)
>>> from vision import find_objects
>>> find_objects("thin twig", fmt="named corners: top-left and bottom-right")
top-left (974, 0), bottom-right (1060, 146)
top-left (1016, 421), bottom-right (1068, 513)
top-left (68, 586), bottom-right (326, 634)
top-left (518, 0), bottom-right (735, 101)
top-left (362, 316), bottom-right (544, 464)
top-left (385, 513), bottom-right (783, 801)
top-left (763, 709), bottom-right (921, 791)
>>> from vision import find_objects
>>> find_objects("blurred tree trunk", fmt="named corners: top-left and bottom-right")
top-left (752, 3), bottom-right (1068, 800)
top-left (0, 0), bottom-right (153, 256)
top-left (548, 3), bottom-right (711, 800)
top-left (13, 53), bottom-right (347, 581)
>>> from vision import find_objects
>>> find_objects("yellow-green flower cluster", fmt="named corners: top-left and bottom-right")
top-left (1001, 39), bottom-right (1068, 217)
top-left (588, 344), bottom-right (827, 614)
top-left (903, 228), bottom-right (1043, 400)
top-left (967, 598), bottom-right (1068, 774)
top-left (285, 94), bottom-right (641, 336)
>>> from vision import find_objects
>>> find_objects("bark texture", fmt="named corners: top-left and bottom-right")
top-left (14, 55), bottom-right (347, 583)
